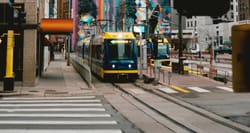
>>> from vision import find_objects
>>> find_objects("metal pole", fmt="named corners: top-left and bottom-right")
top-left (139, 32), bottom-right (143, 78)
top-left (178, 13), bottom-right (184, 74)
top-left (3, 3), bottom-right (15, 92)
top-left (4, 30), bottom-right (15, 92)
top-left (67, 36), bottom-right (70, 66)
top-left (146, 0), bottom-right (149, 39)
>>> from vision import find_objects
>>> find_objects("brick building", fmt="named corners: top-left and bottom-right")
top-left (239, 0), bottom-right (250, 20)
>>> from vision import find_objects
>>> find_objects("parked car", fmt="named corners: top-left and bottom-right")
top-left (188, 44), bottom-right (200, 54)
top-left (214, 46), bottom-right (232, 54)
top-left (189, 48), bottom-right (200, 54)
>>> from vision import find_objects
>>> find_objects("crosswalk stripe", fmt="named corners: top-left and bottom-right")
top-left (130, 89), bottom-right (145, 94)
top-left (158, 87), bottom-right (178, 93)
top-left (0, 103), bottom-right (103, 107)
top-left (0, 108), bottom-right (106, 112)
top-left (216, 86), bottom-right (233, 92)
top-left (0, 114), bottom-right (111, 118)
top-left (1, 96), bottom-right (97, 100)
top-left (0, 97), bottom-right (131, 133)
top-left (0, 129), bottom-right (123, 133)
top-left (0, 120), bottom-right (118, 125)
top-left (170, 85), bottom-right (190, 93)
top-left (187, 87), bottom-right (210, 93)
top-left (0, 99), bottom-right (101, 103)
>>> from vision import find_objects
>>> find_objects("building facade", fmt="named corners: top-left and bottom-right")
top-left (183, 0), bottom-right (239, 51)
top-left (239, 0), bottom-right (250, 20)
top-left (0, 0), bottom-right (50, 86)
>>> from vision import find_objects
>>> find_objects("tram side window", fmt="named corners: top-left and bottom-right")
top-left (96, 45), bottom-right (102, 59)
top-left (84, 45), bottom-right (89, 58)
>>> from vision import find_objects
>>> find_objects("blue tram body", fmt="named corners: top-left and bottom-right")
top-left (81, 32), bottom-right (138, 81)
top-left (147, 37), bottom-right (171, 66)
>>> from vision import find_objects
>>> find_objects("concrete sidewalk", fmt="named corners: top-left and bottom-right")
top-left (0, 53), bottom-right (232, 97)
top-left (141, 65), bottom-right (230, 89)
top-left (0, 53), bottom-right (90, 97)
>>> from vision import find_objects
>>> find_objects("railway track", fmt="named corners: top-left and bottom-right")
top-left (72, 56), bottom-right (249, 132)
top-left (100, 82), bottom-right (249, 133)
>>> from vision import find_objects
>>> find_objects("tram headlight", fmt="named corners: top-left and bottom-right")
top-left (128, 64), bottom-right (132, 68)
top-left (112, 64), bottom-right (115, 68)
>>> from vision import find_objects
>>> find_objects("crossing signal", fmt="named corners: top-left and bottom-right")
top-left (8, 0), bottom-right (14, 6)
top-left (17, 10), bottom-right (26, 24)
top-left (127, 1), bottom-right (137, 20)
top-left (174, 0), bottom-right (230, 17)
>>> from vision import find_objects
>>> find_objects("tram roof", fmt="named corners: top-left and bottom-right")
top-left (104, 32), bottom-right (135, 39)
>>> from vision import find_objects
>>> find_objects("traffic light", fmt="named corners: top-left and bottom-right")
top-left (17, 10), bottom-right (26, 24)
top-left (174, 0), bottom-right (230, 17)
top-left (8, 0), bottom-right (14, 6)
top-left (127, 0), bottom-right (137, 20)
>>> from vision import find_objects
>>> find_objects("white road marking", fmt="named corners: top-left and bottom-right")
top-left (130, 89), bottom-right (145, 94)
top-left (1, 96), bottom-right (96, 100)
top-left (0, 103), bottom-right (103, 107)
top-left (0, 120), bottom-right (117, 125)
top-left (0, 108), bottom-right (106, 112)
top-left (0, 99), bottom-right (101, 103)
top-left (0, 114), bottom-right (111, 118)
top-left (187, 87), bottom-right (210, 93)
top-left (158, 87), bottom-right (178, 93)
top-left (0, 129), bottom-right (122, 133)
top-left (216, 86), bottom-right (233, 92)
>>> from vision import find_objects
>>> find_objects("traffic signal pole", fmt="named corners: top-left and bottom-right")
top-left (3, 30), bottom-right (15, 92)
top-left (178, 13), bottom-right (184, 74)
top-left (4, 1), bottom-right (15, 92)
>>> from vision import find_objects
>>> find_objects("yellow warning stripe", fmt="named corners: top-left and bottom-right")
top-left (170, 85), bottom-right (190, 93)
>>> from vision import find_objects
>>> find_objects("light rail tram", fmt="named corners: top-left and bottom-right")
top-left (79, 32), bottom-right (138, 81)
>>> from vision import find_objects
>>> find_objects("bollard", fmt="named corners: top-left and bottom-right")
top-left (3, 30), bottom-right (15, 92)
top-left (163, 70), bottom-right (166, 83)
top-left (168, 71), bottom-right (172, 85)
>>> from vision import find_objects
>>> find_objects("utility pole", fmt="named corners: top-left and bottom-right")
top-left (145, 0), bottom-right (149, 39)
top-left (178, 12), bottom-right (184, 74)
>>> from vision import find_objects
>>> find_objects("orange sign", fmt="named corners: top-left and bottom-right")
top-left (40, 19), bottom-right (73, 33)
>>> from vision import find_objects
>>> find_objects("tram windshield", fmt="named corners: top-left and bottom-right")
top-left (106, 39), bottom-right (135, 60)
top-left (158, 44), bottom-right (168, 55)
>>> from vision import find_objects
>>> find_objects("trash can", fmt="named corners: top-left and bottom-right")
top-left (172, 62), bottom-right (179, 73)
